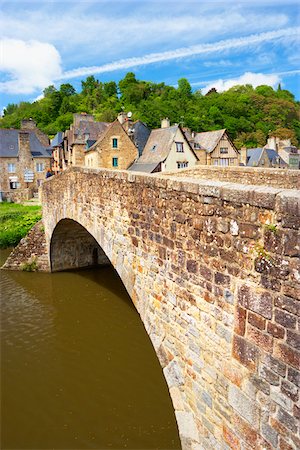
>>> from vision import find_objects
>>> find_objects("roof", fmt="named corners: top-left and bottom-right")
top-left (128, 162), bottom-right (160, 173)
top-left (51, 132), bottom-right (64, 147)
top-left (131, 121), bottom-right (151, 156)
top-left (72, 121), bottom-right (109, 144)
top-left (137, 126), bottom-right (179, 164)
top-left (0, 129), bottom-right (51, 158)
top-left (186, 129), bottom-right (226, 153)
top-left (246, 148), bottom-right (264, 166)
top-left (265, 149), bottom-right (287, 166)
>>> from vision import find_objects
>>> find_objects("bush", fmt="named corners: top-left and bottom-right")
top-left (0, 203), bottom-right (42, 248)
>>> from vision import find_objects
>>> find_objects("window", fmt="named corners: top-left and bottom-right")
top-left (176, 142), bottom-right (184, 152)
top-left (194, 143), bottom-right (201, 149)
top-left (8, 163), bottom-right (16, 173)
top-left (36, 162), bottom-right (44, 172)
top-left (151, 145), bottom-right (157, 152)
top-left (177, 161), bottom-right (188, 169)
top-left (112, 138), bottom-right (118, 149)
top-left (220, 147), bottom-right (228, 154)
top-left (219, 158), bottom-right (229, 166)
top-left (112, 157), bottom-right (118, 167)
top-left (229, 158), bottom-right (235, 165)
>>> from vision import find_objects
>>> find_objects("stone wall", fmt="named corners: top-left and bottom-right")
top-left (37, 167), bottom-right (300, 449)
top-left (164, 165), bottom-right (300, 190)
top-left (2, 220), bottom-right (50, 271)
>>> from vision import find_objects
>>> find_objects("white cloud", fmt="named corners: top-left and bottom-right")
top-left (0, 39), bottom-right (62, 94)
top-left (59, 27), bottom-right (298, 80)
top-left (201, 72), bottom-right (281, 93)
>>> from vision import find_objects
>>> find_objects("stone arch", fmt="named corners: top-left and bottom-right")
top-left (49, 218), bottom-right (188, 445)
top-left (50, 219), bottom-right (110, 272)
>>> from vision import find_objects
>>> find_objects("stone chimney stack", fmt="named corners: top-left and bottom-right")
top-left (240, 146), bottom-right (248, 166)
top-left (161, 118), bottom-right (170, 128)
top-left (266, 137), bottom-right (277, 151)
top-left (18, 131), bottom-right (33, 170)
top-left (117, 112), bottom-right (127, 125)
top-left (21, 118), bottom-right (50, 146)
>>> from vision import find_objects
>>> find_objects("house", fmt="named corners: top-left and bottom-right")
top-left (117, 112), bottom-right (151, 156)
top-left (63, 113), bottom-right (109, 167)
top-left (266, 137), bottom-right (299, 169)
top-left (0, 122), bottom-right (51, 202)
top-left (184, 128), bottom-right (239, 166)
top-left (240, 147), bottom-right (287, 168)
top-left (84, 119), bottom-right (138, 170)
top-left (129, 119), bottom-right (198, 173)
top-left (51, 131), bottom-right (64, 174)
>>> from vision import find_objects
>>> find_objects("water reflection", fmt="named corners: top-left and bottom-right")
top-left (1, 249), bottom-right (180, 449)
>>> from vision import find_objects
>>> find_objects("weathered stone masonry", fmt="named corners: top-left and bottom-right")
top-left (10, 167), bottom-right (300, 449)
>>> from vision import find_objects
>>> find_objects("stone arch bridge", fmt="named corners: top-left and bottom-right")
top-left (11, 167), bottom-right (300, 449)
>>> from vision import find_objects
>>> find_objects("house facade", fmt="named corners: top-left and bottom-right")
top-left (266, 137), bottom-right (299, 169)
top-left (62, 113), bottom-right (109, 168)
top-left (0, 124), bottom-right (51, 202)
top-left (185, 128), bottom-right (239, 166)
top-left (129, 120), bottom-right (198, 173)
top-left (240, 147), bottom-right (287, 168)
top-left (85, 120), bottom-right (138, 170)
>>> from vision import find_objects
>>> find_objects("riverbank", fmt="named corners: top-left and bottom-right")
top-left (0, 203), bottom-right (42, 248)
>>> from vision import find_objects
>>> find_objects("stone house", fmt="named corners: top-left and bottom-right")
top-left (117, 112), bottom-right (151, 156)
top-left (265, 136), bottom-right (299, 169)
top-left (50, 131), bottom-right (64, 174)
top-left (184, 128), bottom-right (239, 166)
top-left (240, 147), bottom-right (287, 168)
top-left (63, 113), bottom-right (109, 168)
top-left (0, 122), bottom-right (51, 202)
top-left (129, 119), bottom-right (198, 173)
top-left (84, 120), bottom-right (138, 170)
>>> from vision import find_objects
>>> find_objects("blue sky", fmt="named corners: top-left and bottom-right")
top-left (0, 0), bottom-right (299, 112)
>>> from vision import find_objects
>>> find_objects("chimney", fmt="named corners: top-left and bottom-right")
top-left (18, 131), bottom-right (32, 168)
top-left (266, 136), bottom-right (277, 151)
top-left (21, 118), bottom-right (36, 130)
top-left (161, 118), bottom-right (170, 128)
top-left (240, 146), bottom-right (247, 166)
top-left (117, 112), bottom-right (127, 125)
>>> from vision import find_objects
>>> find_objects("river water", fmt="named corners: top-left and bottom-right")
top-left (0, 249), bottom-right (180, 449)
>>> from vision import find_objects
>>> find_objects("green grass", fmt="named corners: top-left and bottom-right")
top-left (0, 203), bottom-right (42, 248)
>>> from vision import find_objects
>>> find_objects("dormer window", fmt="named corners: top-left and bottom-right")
top-left (112, 138), bottom-right (118, 148)
top-left (176, 142), bottom-right (184, 152)
top-left (194, 143), bottom-right (200, 149)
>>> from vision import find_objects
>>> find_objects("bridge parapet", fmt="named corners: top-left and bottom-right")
top-left (40, 167), bottom-right (300, 449)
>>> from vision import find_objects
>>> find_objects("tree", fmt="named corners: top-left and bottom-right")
top-left (177, 78), bottom-right (192, 98)
top-left (59, 83), bottom-right (76, 97)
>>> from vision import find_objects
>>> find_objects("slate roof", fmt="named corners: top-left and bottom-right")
top-left (128, 162), bottom-right (160, 173)
top-left (265, 149), bottom-right (287, 166)
top-left (0, 129), bottom-right (51, 158)
top-left (185, 129), bottom-right (226, 153)
top-left (131, 121), bottom-right (151, 156)
top-left (246, 148), bottom-right (287, 167)
top-left (136, 126), bottom-right (179, 164)
top-left (72, 121), bottom-right (109, 144)
top-left (51, 132), bottom-right (64, 147)
top-left (246, 148), bottom-right (264, 166)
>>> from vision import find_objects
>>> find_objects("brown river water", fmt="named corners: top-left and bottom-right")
top-left (0, 248), bottom-right (180, 450)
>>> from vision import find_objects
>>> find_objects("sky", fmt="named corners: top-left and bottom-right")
top-left (0, 0), bottom-right (300, 112)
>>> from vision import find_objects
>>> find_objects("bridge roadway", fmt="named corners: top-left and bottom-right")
top-left (37, 166), bottom-right (300, 449)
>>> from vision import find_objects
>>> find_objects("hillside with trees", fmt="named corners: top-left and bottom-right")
top-left (1, 73), bottom-right (299, 148)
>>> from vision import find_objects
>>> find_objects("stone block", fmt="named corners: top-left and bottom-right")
top-left (222, 424), bottom-right (241, 450)
top-left (277, 408), bottom-right (298, 433)
top-left (286, 330), bottom-right (300, 350)
top-left (228, 384), bottom-right (259, 428)
top-left (237, 285), bottom-right (272, 319)
top-left (281, 379), bottom-right (299, 402)
top-left (261, 422), bottom-right (278, 448)
top-left (283, 230), bottom-right (300, 257)
top-left (234, 306), bottom-right (246, 336)
top-left (275, 309), bottom-right (297, 329)
top-left (259, 365), bottom-right (280, 386)
top-left (248, 312), bottom-right (266, 330)
top-left (287, 367), bottom-right (300, 387)
top-left (175, 411), bottom-right (199, 442)
top-left (274, 342), bottom-right (300, 369)
top-left (232, 335), bottom-right (258, 371)
top-left (267, 322), bottom-right (285, 339)
top-left (247, 325), bottom-right (273, 353)
top-left (275, 295), bottom-right (300, 317)
top-left (163, 359), bottom-right (184, 388)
